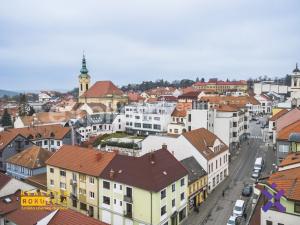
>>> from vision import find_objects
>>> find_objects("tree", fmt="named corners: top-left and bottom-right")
top-left (195, 77), bottom-right (200, 82)
top-left (1, 109), bottom-right (12, 127)
top-left (201, 77), bottom-right (205, 82)
top-left (28, 106), bottom-right (35, 116)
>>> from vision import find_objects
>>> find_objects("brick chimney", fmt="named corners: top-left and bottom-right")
top-left (162, 143), bottom-right (167, 150)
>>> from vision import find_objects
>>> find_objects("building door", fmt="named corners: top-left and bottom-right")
top-left (171, 214), bottom-right (178, 225)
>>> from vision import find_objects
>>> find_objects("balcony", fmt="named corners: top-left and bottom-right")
top-left (70, 179), bottom-right (77, 186)
top-left (124, 211), bottom-right (132, 219)
top-left (123, 195), bottom-right (133, 203)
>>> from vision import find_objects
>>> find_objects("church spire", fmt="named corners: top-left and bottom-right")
top-left (80, 53), bottom-right (89, 74)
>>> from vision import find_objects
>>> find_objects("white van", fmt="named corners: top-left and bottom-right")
top-left (233, 200), bottom-right (245, 217)
top-left (254, 157), bottom-right (264, 171)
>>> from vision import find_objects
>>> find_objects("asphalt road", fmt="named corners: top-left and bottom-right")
top-left (184, 120), bottom-right (276, 225)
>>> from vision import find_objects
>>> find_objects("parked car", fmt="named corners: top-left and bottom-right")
top-left (227, 215), bottom-right (238, 225)
top-left (233, 200), bottom-right (245, 217)
top-left (256, 121), bottom-right (260, 124)
top-left (242, 185), bottom-right (253, 197)
top-left (251, 169), bottom-right (260, 179)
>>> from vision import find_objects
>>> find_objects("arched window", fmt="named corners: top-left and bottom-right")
top-left (86, 84), bottom-right (89, 90)
top-left (80, 84), bottom-right (83, 91)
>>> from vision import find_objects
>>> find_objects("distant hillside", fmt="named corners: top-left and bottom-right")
top-left (0, 89), bottom-right (19, 97)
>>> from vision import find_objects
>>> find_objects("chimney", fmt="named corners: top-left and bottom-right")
top-left (162, 143), bottom-right (167, 150)
top-left (109, 169), bottom-right (115, 179)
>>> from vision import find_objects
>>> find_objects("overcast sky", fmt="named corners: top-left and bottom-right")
top-left (0, 0), bottom-right (299, 91)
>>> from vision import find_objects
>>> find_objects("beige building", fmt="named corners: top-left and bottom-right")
top-left (77, 55), bottom-right (128, 111)
top-left (46, 145), bottom-right (116, 220)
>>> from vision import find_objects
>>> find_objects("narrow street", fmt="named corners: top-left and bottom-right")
top-left (184, 119), bottom-right (276, 225)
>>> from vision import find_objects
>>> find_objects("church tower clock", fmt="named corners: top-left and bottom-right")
top-left (78, 54), bottom-right (91, 97)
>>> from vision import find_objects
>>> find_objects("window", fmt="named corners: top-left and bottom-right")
top-left (60, 170), bottom-right (66, 177)
top-left (134, 123), bottom-right (141, 128)
top-left (50, 179), bottom-right (54, 186)
top-left (79, 174), bottom-right (86, 182)
top-left (233, 132), bottom-right (237, 137)
top-left (103, 181), bottom-right (110, 189)
top-left (153, 124), bottom-right (161, 130)
top-left (179, 208), bottom-right (186, 221)
top-left (89, 192), bottom-right (95, 199)
top-left (79, 188), bottom-right (86, 195)
top-left (161, 205), bottom-right (166, 216)
top-left (72, 199), bottom-right (77, 208)
top-left (180, 178), bottom-right (185, 186)
top-left (188, 114), bottom-right (191, 122)
top-left (57, 141), bottom-right (61, 146)
top-left (60, 182), bottom-right (66, 190)
top-left (51, 140), bottom-right (54, 145)
top-left (172, 183), bottom-right (175, 192)
top-left (172, 199), bottom-right (175, 207)
top-left (50, 167), bottom-right (54, 173)
top-left (143, 123), bottom-right (152, 129)
top-left (180, 192), bottom-right (185, 201)
top-left (80, 202), bottom-right (87, 211)
top-left (161, 189), bottom-right (166, 199)
top-left (295, 202), bottom-right (300, 213)
top-left (44, 140), bottom-right (48, 145)
top-left (89, 177), bottom-right (94, 184)
top-left (103, 196), bottom-right (110, 205)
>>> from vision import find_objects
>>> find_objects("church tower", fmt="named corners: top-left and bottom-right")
top-left (290, 63), bottom-right (300, 99)
top-left (78, 54), bottom-right (91, 97)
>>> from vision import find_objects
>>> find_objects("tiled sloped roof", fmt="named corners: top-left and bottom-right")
top-left (6, 208), bottom-right (51, 225)
top-left (0, 191), bottom-right (20, 215)
top-left (26, 173), bottom-right (47, 190)
top-left (6, 146), bottom-right (53, 169)
top-left (46, 145), bottom-right (116, 176)
top-left (10, 124), bottom-right (71, 140)
top-left (178, 91), bottom-right (201, 99)
top-left (268, 167), bottom-right (300, 201)
top-left (279, 152), bottom-right (300, 167)
top-left (217, 104), bottom-right (239, 112)
top-left (269, 109), bottom-right (289, 121)
top-left (0, 130), bottom-right (21, 151)
top-left (182, 128), bottom-right (228, 160)
top-left (276, 108), bottom-right (300, 132)
top-left (81, 81), bottom-right (124, 98)
top-left (277, 120), bottom-right (300, 141)
top-left (171, 102), bottom-right (192, 117)
top-left (48, 209), bottom-right (109, 225)
top-left (20, 111), bottom-right (87, 126)
top-left (0, 172), bottom-right (11, 190)
top-left (180, 157), bottom-right (207, 184)
top-left (100, 149), bottom-right (188, 192)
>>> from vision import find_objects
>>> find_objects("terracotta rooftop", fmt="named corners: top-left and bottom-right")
top-left (277, 120), bottom-right (300, 141)
top-left (276, 108), bottom-right (300, 132)
top-left (81, 81), bottom-right (124, 98)
top-left (47, 209), bottom-right (109, 225)
top-left (26, 173), bottom-right (47, 190)
top-left (268, 167), bottom-right (300, 201)
top-left (217, 104), bottom-right (239, 112)
top-left (182, 128), bottom-right (229, 160)
top-left (178, 91), bottom-right (201, 99)
top-left (6, 208), bottom-right (51, 225)
top-left (269, 109), bottom-right (289, 121)
top-left (10, 124), bottom-right (71, 140)
top-left (200, 95), bottom-right (260, 106)
top-left (46, 145), bottom-right (116, 176)
top-left (0, 130), bottom-right (22, 151)
top-left (6, 145), bottom-right (53, 169)
top-left (0, 172), bottom-right (11, 190)
top-left (73, 102), bottom-right (110, 113)
top-left (171, 102), bottom-right (192, 117)
top-left (20, 111), bottom-right (86, 126)
top-left (127, 92), bottom-right (144, 102)
top-left (279, 152), bottom-right (300, 168)
top-left (100, 149), bottom-right (188, 192)
top-left (0, 191), bottom-right (20, 216)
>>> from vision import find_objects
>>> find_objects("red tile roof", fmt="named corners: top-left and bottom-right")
top-left (0, 172), bottom-right (11, 190)
top-left (178, 91), bottom-right (201, 99)
top-left (48, 209), bottom-right (109, 225)
top-left (100, 149), bottom-right (188, 192)
top-left (6, 145), bottom-right (53, 169)
top-left (46, 145), bottom-right (116, 176)
top-left (171, 103), bottom-right (192, 117)
top-left (268, 167), bottom-right (300, 201)
top-left (182, 128), bottom-right (228, 160)
top-left (10, 124), bottom-right (71, 140)
top-left (269, 109), bottom-right (289, 121)
top-left (0, 191), bottom-right (20, 215)
top-left (26, 173), bottom-right (47, 191)
top-left (0, 130), bottom-right (23, 151)
top-left (276, 108), bottom-right (300, 132)
top-left (81, 81), bottom-right (124, 98)
top-left (279, 152), bottom-right (300, 167)
top-left (277, 120), bottom-right (300, 141)
top-left (6, 208), bottom-right (51, 225)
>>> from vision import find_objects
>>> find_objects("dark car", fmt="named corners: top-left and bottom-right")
top-left (242, 185), bottom-right (253, 197)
